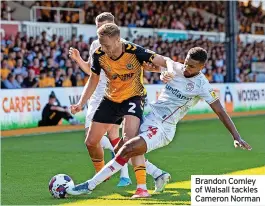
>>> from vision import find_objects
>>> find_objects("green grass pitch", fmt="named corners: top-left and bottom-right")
top-left (1, 115), bottom-right (265, 205)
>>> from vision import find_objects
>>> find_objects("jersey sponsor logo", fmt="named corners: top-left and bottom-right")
top-left (166, 84), bottom-right (192, 101)
top-left (126, 63), bottom-right (134, 70)
top-left (186, 82), bottom-right (195, 91)
top-left (147, 126), bottom-right (158, 139)
top-left (112, 73), bottom-right (135, 81)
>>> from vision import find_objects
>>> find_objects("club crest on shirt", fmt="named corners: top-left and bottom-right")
top-left (126, 63), bottom-right (134, 70)
top-left (186, 82), bottom-right (195, 91)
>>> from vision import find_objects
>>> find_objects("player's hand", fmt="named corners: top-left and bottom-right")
top-left (69, 47), bottom-right (81, 62)
top-left (160, 71), bottom-right (174, 83)
top-left (233, 138), bottom-right (252, 151)
top-left (143, 61), bottom-right (160, 72)
top-left (70, 104), bottom-right (82, 115)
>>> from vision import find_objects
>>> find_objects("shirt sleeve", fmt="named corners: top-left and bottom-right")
top-left (172, 61), bottom-right (183, 76)
top-left (90, 53), bottom-right (101, 75)
top-left (88, 41), bottom-right (95, 64)
top-left (198, 80), bottom-right (218, 104)
top-left (134, 45), bottom-right (156, 64)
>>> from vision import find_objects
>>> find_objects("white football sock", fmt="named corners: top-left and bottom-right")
top-left (120, 163), bottom-right (129, 178)
top-left (137, 184), bottom-right (147, 190)
top-left (89, 159), bottom-right (123, 189)
top-left (145, 159), bottom-right (163, 179)
top-left (100, 136), bottom-right (130, 180)
top-left (100, 135), bottom-right (114, 151)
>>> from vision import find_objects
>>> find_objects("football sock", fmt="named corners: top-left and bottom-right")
top-left (128, 159), bottom-right (163, 179)
top-left (89, 155), bottom-right (128, 189)
top-left (134, 165), bottom-right (147, 190)
top-left (100, 135), bottom-right (114, 151)
top-left (92, 159), bottom-right (105, 173)
top-left (145, 159), bottom-right (163, 179)
top-left (110, 137), bottom-right (120, 147)
top-left (100, 136), bottom-right (130, 179)
top-left (120, 163), bottom-right (130, 178)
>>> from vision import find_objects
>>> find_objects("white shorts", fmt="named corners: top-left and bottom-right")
top-left (85, 98), bottom-right (102, 129)
top-left (139, 112), bottom-right (176, 153)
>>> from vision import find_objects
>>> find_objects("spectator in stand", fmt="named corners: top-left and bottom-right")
top-left (47, 70), bottom-right (56, 87)
top-left (213, 67), bottom-right (225, 83)
top-left (62, 74), bottom-right (72, 87)
top-left (66, 67), bottom-right (76, 86)
top-left (13, 58), bottom-right (28, 77)
top-left (55, 68), bottom-right (63, 87)
top-left (38, 70), bottom-right (54, 88)
top-left (22, 69), bottom-right (38, 88)
top-left (16, 74), bottom-right (24, 88)
top-left (1, 59), bottom-right (11, 81)
top-left (76, 72), bottom-right (84, 86)
top-left (3, 73), bottom-right (21, 89)
top-left (28, 57), bottom-right (41, 76)
top-left (7, 51), bottom-right (16, 69)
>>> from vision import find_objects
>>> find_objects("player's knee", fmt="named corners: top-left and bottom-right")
top-left (119, 143), bottom-right (134, 159)
top-left (85, 137), bottom-right (98, 147)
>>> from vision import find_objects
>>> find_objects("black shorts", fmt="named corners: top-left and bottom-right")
top-left (92, 96), bottom-right (145, 125)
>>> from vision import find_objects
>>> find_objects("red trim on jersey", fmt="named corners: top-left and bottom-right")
top-left (162, 101), bottom-right (189, 123)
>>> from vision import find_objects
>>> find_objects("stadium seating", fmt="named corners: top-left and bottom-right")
top-left (17, 1), bottom-right (265, 34)
top-left (1, 32), bottom-right (264, 88)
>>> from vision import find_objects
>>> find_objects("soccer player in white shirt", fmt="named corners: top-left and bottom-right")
top-left (69, 12), bottom-right (170, 190)
top-left (68, 47), bottom-right (252, 197)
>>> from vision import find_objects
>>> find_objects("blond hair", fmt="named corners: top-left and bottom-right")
top-left (97, 23), bottom-right (120, 38)
top-left (95, 12), bottom-right (114, 23)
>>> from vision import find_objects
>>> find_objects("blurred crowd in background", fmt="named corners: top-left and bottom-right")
top-left (1, 31), bottom-right (264, 89)
top-left (4, 0), bottom-right (262, 34)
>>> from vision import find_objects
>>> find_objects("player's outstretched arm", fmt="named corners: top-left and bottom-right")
top-left (69, 47), bottom-right (91, 75)
top-left (70, 73), bottom-right (99, 114)
top-left (210, 99), bottom-right (252, 150)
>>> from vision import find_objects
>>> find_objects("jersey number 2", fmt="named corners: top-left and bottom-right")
top-left (128, 102), bottom-right (136, 113)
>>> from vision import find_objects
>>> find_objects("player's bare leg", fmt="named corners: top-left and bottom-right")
top-left (106, 125), bottom-right (132, 187)
top-left (122, 115), bottom-right (150, 198)
top-left (85, 122), bottom-right (113, 173)
top-left (68, 135), bottom-right (148, 196)
top-left (114, 128), bottom-right (170, 193)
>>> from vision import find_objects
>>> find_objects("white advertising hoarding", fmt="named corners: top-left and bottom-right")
top-left (1, 83), bottom-right (265, 130)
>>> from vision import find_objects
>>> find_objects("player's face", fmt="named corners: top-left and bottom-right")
top-left (99, 36), bottom-right (120, 57)
top-left (183, 56), bottom-right (205, 77)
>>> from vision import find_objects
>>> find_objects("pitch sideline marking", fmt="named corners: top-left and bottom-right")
top-left (61, 166), bottom-right (265, 205)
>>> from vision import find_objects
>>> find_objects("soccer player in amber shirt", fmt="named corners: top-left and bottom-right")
top-left (70, 23), bottom-right (174, 198)
top-left (69, 13), bottom-right (168, 192)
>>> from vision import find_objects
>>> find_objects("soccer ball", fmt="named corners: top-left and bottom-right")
top-left (48, 174), bottom-right (74, 198)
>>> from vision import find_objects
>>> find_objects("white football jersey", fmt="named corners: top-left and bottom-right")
top-left (88, 39), bottom-right (107, 100)
top-left (150, 62), bottom-right (218, 125)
